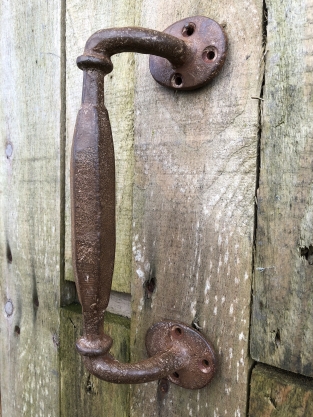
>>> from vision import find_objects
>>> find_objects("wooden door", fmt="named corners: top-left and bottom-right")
top-left (1, 0), bottom-right (312, 416)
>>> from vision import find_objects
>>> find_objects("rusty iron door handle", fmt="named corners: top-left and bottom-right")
top-left (71, 16), bottom-right (227, 389)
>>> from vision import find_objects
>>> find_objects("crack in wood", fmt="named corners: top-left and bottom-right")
top-left (300, 246), bottom-right (313, 265)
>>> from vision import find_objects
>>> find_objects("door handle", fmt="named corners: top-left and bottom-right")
top-left (71, 16), bottom-right (227, 390)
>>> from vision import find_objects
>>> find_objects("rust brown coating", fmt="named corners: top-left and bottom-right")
top-left (150, 16), bottom-right (227, 90)
top-left (82, 347), bottom-right (186, 385)
top-left (77, 27), bottom-right (189, 74)
top-left (146, 321), bottom-right (216, 389)
top-left (71, 69), bottom-right (115, 354)
top-left (81, 321), bottom-right (216, 388)
top-left (71, 17), bottom-right (220, 386)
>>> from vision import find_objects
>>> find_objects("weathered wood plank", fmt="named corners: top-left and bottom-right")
top-left (249, 364), bottom-right (313, 416)
top-left (65, 0), bottom-right (140, 292)
top-left (0, 0), bottom-right (63, 415)
top-left (131, 1), bottom-right (263, 415)
top-left (251, 0), bottom-right (313, 376)
top-left (60, 305), bottom-right (130, 417)
top-left (107, 291), bottom-right (132, 318)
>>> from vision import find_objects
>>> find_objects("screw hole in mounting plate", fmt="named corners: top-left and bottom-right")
top-left (171, 73), bottom-right (183, 87)
top-left (182, 22), bottom-right (196, 37)
top-left (199, 358), bottom-right (211, 374)
top-left (171, 325), bottom-right (183, 339)
top-left (174, 327), bottom-right (182, 336)
top-left (202, 46), bottom-right (217, 63)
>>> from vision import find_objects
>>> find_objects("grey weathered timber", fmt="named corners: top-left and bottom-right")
top-left (131, 1), bottom-right (263, 415)
top-left (0, 0), bottom-right (63, 415)
top-left (60, 306), bottom-right (130, 417)
top-left (251, 0), bottom-right (313, 376)
top-left (65, 0), bottom-right (139, 292)
top-left (249, 364), bottom-right (313, 415)
top-left (107, 291), bottom-right (132, 318)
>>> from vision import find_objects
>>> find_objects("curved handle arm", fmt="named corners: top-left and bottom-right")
top-left (71, 16), bottom-right (225, 389)
top-left (77, 26), bottom-right (189, 72)
top-left (82, 349), bottom-right (186, 385)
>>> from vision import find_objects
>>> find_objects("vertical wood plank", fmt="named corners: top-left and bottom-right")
top-left (251, 0), bottom-right (313, 376)
top-left (60, 306), bottom-right (130, 417)
top-left (0, 0), bottom-right (62, 415)
top-left (249, 364), bottom-right (313, 416)
top-left (131, 1), bottom-right (263, 415)
top-left (65, 0), bottom-right (140, 292)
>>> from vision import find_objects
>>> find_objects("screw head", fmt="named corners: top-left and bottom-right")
top-left (5, 142), bottom-right (13, 158)
top-left (5, 300), bottom-right (13, 316)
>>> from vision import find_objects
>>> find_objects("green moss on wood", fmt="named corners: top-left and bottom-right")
top-left (249, 364), bottom-right (313, 416)
top-left (60, 305), bottom-right (130, 417)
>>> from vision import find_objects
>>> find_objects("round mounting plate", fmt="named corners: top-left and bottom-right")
top-left (146, 320), bottom-right (216, 389)
top-left (149, 16), bottom-right (227, 90)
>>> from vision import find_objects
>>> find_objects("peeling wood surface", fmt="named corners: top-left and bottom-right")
top-left (130, 1), bottom-right (263, 415)
top-left (65, 0), bottom-right (138, 292)
top-left (251, 0), bottom-right (313, 376)
top-left (249, 364), bottom-right (313, 416)
top-left (0, 0), bottom-right (62, 415)
top-left (60, 306), bottom-right (130, 417)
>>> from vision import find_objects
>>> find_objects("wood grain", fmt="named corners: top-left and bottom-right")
top-left (250, 0), bottom-right (313, 376)
top-left (130, 1), bottom-right (263, 415)
top-left (249, 364), bottom-right (313, 416)
top-left (65, 0), bottom-right (139, 292)
top-left (0, 0), bottom-right (62, 415)
top-left (60, 306), bottom-right (130, 417)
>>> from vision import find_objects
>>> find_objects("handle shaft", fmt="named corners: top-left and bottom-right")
top-left (71, 69), bottom-right (115, 354)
